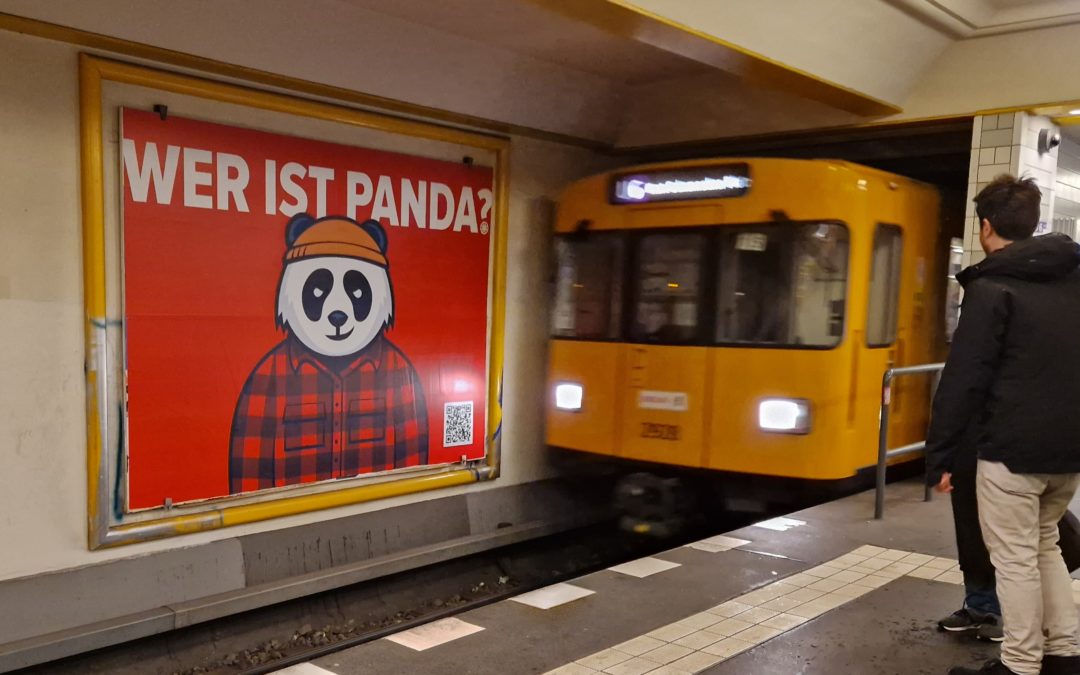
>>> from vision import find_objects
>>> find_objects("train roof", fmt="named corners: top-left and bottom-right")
top-left (555, 157), bottom-right (939, 233)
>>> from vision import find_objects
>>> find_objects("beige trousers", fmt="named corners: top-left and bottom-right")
top-left (977, 459), bottom-right (1080, 675)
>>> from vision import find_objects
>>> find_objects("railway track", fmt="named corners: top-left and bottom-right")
top-left (26, 509), bottom-right (779, 675)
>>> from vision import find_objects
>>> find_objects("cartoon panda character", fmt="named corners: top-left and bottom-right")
top-left (229, 213), bottom-right (428, 494)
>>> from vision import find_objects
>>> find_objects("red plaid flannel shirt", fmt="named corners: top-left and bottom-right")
top-left (229, 336), bottom-right (428, 494)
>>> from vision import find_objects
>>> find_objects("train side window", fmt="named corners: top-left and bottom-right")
top-left (715, 223), bottom-right (849, 347)
top-left (551, 235), bottom-right (625, 339)
top-left (630, 233), bottom-right (704, 343)
top-left (867, 224), bottom-right (903, 347)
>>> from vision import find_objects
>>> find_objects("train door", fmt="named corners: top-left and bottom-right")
top-left (859, 223), bottom-right (906, 460)
top-left (618, 231), bottom-right (708, 467)
top-left (547, 234), bottom-right (627, 455)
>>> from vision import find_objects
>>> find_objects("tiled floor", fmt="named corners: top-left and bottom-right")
top-left (551, 544), bottom-right (964, 674)
top-left (268, 480), bottom-right (1077, 675)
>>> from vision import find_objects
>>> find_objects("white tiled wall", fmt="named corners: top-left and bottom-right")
top-left (964, 112), bottom-right (1061, 268)
top-left (1055, 136), bottom-right (1080, 236)
top-left (1017, 115), bottom-right (1059, 235)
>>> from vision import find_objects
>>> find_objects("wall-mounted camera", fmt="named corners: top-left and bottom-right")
top-left (1039, 128), bottom-right (1061, 154)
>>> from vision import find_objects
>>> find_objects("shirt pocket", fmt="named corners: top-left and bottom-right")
top-left (282, 402), bottom-right (326, 452)
top-left (347, 396), bottom-right (387, 444)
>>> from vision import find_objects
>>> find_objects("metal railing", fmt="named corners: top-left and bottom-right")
top-left (874, 362), bottom-right (945, 519)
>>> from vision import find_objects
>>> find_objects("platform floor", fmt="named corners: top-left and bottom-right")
top-left (271, 480), bottom-right (1080, 675)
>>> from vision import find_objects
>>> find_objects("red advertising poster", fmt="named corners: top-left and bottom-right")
top-left (120, 109), bottom-right (493, 509)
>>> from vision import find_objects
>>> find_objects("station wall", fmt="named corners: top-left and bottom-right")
top-left (1056, 137), bottom-right (1080, 224)
top-left (0, 24), bottom-right (612, 585)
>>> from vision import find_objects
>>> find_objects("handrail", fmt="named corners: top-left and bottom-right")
top-left (874, 362), bottom-right (945, 519)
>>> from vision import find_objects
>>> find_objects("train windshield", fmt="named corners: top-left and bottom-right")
top-left (551, 222), bottom-right (849, 347)
top-left (715, 223), bottom-right (849, 347)
top-left (551, 235), bottom-right (625, 339)
top-left (631, 233), bottom-right (705, 343)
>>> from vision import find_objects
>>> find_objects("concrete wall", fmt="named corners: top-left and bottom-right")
top-left (0, 24), bottom-right (612, 588)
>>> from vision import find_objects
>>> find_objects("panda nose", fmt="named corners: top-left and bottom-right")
top-left (328, 310), bottom-right (348, 328)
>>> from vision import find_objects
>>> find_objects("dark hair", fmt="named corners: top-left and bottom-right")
top-left (973, 175), bottom-right (1041, 240)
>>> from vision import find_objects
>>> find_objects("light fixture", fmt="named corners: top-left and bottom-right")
top-left (758, 398), bottom-right (811, 434)
top-left (555, 383), bottom-right (583, 411)
top-left (1069, 109), bottom-right (1080, 116)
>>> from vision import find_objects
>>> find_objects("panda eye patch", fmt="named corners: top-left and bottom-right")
top-left (343, 270), bottom-right (373, 322)
top-left (302, 268), bottom-right (334, 322)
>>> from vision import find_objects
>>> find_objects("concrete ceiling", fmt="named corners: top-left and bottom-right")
top-left (4, 0), bottom-right (1080, 149)
top-left (324, 0), bottom-right (1080, 146)
top-left (337, 0), bottom-right (710, 85)
top-left (890, 0), bottom-right (1080, 36)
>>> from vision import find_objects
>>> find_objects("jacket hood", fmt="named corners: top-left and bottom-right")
top-left (957, 233), bottom-right (1080, 287)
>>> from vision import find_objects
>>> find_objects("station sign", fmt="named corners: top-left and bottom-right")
top-left (611, 163), bottom-right (751, 204)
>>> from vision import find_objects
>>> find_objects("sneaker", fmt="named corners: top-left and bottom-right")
top-left (1043, 654), bottom-right (1080, 675)
top-left (939, 608), bottom-right (995, 633)
top-left (948, 659), bottom-right (1021, 675)
top-left (975, 615), bottom-right (1004, 643)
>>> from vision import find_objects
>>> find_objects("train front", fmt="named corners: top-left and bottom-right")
top-left (545, 158), bottom-right (932, 485)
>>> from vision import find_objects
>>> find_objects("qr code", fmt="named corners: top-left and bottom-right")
top-left (443, 401), bottom-right (474, 448)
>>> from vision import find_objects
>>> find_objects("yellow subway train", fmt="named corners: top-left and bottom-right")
top-left (545, 158), bottom-right (954, 490)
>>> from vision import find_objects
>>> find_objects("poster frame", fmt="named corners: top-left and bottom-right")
top-left (80, 54), bottom-right (509, 549)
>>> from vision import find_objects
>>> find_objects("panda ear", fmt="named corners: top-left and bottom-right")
top-left (285, 213), bottom-right (316, 247)
top-left (361, 219), bottom-right (388, 254)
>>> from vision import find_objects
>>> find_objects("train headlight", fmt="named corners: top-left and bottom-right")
top-left (555, 383), bottom-right (584, 411)
top-left (758, 398), bottom-right (811, 434)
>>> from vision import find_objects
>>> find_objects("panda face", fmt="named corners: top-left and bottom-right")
top-left (277, 256), bottom-right (393, 357)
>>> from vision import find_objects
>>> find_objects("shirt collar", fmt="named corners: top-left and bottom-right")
top-left (288, 334), bottom-right (386, 376)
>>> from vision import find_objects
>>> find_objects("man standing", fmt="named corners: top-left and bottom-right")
top-left (925, 175), bottom-right (1080, 675)
top-left (932, 421), bottom-right (1003, 642)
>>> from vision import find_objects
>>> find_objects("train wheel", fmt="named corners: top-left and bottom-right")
top-left (613, 472), bottom-right (699, 538)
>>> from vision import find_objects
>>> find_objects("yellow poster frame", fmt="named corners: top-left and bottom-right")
top-left (80, 54), bottom-right (509, 549)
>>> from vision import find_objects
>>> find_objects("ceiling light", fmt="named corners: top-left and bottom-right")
top-left (1070, 109), bottom-right (1080, 116)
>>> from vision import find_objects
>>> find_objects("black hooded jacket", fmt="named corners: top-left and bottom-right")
top-left (925, 233), bottom-right (1080, 484)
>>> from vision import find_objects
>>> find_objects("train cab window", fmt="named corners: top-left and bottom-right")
top-left (715, 223), bottom-right (849, 347)
top-left (867, 224), bottom-right (903, 347)
top-left (630, 233), bottom-right (705, 343)
top-left (551, 235), bottom-right (625, 339)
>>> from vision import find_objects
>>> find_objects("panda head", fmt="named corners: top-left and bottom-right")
top-left (276, 214), bottom-right (394, 358)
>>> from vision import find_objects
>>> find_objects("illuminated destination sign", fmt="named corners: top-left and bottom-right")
top-left (611, 164), bottom-right (751, 204)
